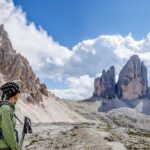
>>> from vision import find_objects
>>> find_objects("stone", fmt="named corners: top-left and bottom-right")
top-left (93, 66), bottom-right (116, 99)
top-left (0, 24), bottom-right (49, 102)
top-left (147, 87), bottom-right (150, 100)
top-left (117, 55), bottom-right (148, 100)
top-left (0, 24), bottom-right (13, 52)
top-left (39, 83), bottom-right (49, 97)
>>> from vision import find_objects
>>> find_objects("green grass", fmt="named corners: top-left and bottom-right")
top-left (127, 130), bottom-right (150, 138)
top-left (25, 139), bottom-right (39, 148)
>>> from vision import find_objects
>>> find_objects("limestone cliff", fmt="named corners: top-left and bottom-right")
top-left (93, 66), bottom-right (116, 99)
top-left (117, 55), bottom-right (148, 100)
top-left (0, 24), bottom-right (48, 103)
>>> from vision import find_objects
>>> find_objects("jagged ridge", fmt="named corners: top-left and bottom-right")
top-left (0, 24), bottom-right (48, 103)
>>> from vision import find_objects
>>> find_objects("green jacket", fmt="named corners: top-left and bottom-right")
top-left (0, 102), bottom-right (19, 150)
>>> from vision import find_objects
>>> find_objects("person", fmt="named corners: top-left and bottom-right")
top-left (0, 82), bottom-right (21, 150)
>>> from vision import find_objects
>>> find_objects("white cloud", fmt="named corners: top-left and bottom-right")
top-left (0, 0), bottom-right (72, 74)
top-left (64, 33), bottom-right (150, 78)
top-left (51, 75), bottom-right (94, 100)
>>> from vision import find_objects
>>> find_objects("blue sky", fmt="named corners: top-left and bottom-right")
top-left (1, 0), bottom-right (150, 100)
top-left (13, 0), bottom-right (150, 48)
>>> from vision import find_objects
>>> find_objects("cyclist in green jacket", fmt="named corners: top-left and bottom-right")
top-left (0, 82), bottom-right (21, 150)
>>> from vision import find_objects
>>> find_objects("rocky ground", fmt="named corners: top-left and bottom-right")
top-left (19, 100), bottom-right (150, 150)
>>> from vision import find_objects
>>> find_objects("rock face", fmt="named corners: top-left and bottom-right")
top-left (0, 24), bottom-right (48, 103)
top-left (91, 55), bottom-right (149, 101)
top-left (117, 55), bottom-right (148, 100)
top-left (147, 87), bottom-right (150, 100)
top-left (93, 66), bottom-right (116, 99)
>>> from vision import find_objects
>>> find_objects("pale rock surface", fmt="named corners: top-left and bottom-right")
top-left (21, 100), bottom-right (150, 150)
top-left (15, 94), bottom-right (86, 123)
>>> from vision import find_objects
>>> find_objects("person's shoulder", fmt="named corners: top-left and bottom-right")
top-left (0, 103), bottom-right (11, 112)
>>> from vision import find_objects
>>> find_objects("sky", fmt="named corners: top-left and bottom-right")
top-left (13, 0), bottom-right (150, 48)
top-left (1, 0), bottom-right (150, 100)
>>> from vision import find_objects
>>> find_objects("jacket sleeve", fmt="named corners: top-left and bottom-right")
top-left (1, 106), bottom-right (18, 150)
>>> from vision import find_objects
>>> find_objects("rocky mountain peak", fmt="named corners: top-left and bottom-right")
top-left (117, 55), bottom-right (148, 100)
top-left (0, 24), bottom-right (49, 103)
top-left (0, 24), bottom-right (14, 52)
top-left (92, 55), bottom-right (148, 101)
top-left (93, 66), bottom-right (116, 99)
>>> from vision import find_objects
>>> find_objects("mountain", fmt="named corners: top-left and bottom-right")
top-left (92, 54), bottom-right (148, 100)
top-left (93, 66), bottom-right (116, 99)
top-left (117, 55), bottom-right (148, 100)
top-left (0, 24), bottom-right (48, 103)
top-left (0, 24), bottom-right (85, 123)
